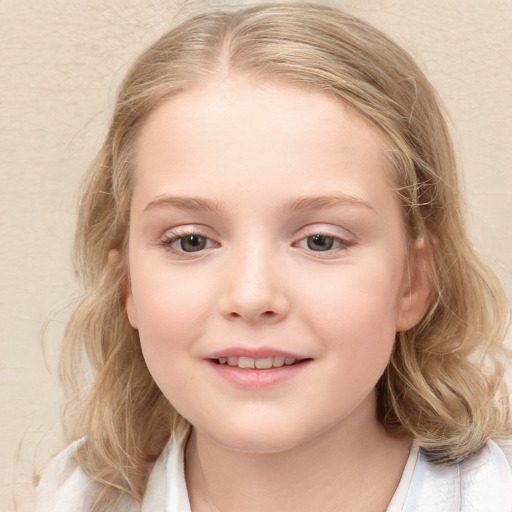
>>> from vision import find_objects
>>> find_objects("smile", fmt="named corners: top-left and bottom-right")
top-left (216, 356), bottom-right (300, 369)
top-left (207, 352), bottom-right (312, 389)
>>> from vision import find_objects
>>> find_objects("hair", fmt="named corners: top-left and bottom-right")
top-left (59, 2), bottom-right (511, 509)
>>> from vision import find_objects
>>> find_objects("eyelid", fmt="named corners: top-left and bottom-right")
top-left (295, 233), bottom-right (352, 249)
top-left (292, 225), bottom-right (356, 256)
top-left (160, 225), bottom-right (219, 256)
top-left (161, 224), bottom-right (210, 237)
top-left (295, 223), bottom-right (356, 241)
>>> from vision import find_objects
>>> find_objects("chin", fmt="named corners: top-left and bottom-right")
top-left (199, 415), bottom-right (312, 454)
top-left (214, 434), bottom-right (302, 454)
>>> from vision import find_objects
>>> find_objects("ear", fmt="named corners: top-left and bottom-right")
top-left (108, 249), bottom-right (138, 329)
top-left (107, 249), bottom-right (121, 267)
top-left (395, 238), bottom-right (431, 332)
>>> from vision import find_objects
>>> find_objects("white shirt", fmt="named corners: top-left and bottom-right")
top-left (35, 436), bottom-right (512, 512)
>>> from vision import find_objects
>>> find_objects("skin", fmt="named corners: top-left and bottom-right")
top-left (124, 75), bottom-right (430, 511)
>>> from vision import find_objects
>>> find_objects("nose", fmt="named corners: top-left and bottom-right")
top-left (218, 244), bottom-right (290, 324)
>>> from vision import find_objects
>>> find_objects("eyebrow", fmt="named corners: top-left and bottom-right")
top-left (145, 195), bottom-right (221, 212)
top-left (282, 194), bottom-right (376, 214)
top-left (144, 193), bottom-right (375, 214)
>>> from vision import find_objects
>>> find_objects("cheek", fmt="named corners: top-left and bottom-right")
top-left (128, 264), bottom-right (218, 375)
top-left (131, 282), bottom-right (205, 405)
top-left (301, 256), bottom-right (404, 358)
top-left (303, 270), bottom-right (400, 406)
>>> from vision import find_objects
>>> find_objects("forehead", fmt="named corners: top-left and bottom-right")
top-left (137, 76), bottom-right (386, 152)
top-left (132, 76), bottom-right (397, 216)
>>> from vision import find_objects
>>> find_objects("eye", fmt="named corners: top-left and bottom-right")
top-left (162, 232), bottom-right (215, 253)
top-left (296, 233), bottom-right (351, 252)
top-left (306, 234), bottom-right (336, 251)
top-left (177, 234), bottom-right (209, 252)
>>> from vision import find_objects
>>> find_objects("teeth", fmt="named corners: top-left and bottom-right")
top-left (273, 356), bottom-right (285, 367)
top-left (238, 357), bottom-right (255, 369)
top-left (255, 357), bottom-right (273, 369)
top-left (219, 356), bottom-right (298, 368)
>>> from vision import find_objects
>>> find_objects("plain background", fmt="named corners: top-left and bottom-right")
top-left (1, 1), bottom-right (511, 510)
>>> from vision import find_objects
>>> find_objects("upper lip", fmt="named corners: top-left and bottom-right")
top-left (205, 347), bottom-right (309, 360)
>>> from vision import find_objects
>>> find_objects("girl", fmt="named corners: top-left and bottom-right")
top-left (36, 2), bottom-right (512, 511)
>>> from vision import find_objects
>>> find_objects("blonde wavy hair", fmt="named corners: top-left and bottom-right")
top-left (60, 2), bottom-right (511, 509)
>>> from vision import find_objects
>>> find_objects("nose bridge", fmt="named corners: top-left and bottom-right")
top-left (220, 237), bottom-right (288, 322)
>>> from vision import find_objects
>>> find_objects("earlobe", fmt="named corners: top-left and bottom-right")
top-left (125, 291), bottom-right (139, 330)
top-left (108, 249), bottom-right (121, 268)
top-left (395, 238), bottom-right (431, 332)
top-left (108, 249), bottom-right (138, 329)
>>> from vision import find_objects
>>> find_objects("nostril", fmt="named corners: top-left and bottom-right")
top-left (229, 311), bottom-right (276, 318)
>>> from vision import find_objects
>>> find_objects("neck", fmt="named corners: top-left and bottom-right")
top-left (185, 397), bottom-right (411, 512)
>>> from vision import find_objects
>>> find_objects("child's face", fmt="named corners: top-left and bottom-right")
top-left (125, 76), bottom-right (427, 452)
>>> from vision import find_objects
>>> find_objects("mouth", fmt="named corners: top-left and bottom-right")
top-left (211, 356), bottom-right (309, 369)
top-left (205, 348), bottom-right (312, 388)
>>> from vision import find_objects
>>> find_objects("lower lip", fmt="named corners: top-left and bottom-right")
top-left (206, 360), bottom-right (311, 389)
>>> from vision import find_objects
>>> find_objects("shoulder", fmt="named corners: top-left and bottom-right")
top-left (459, 440), bottom-right (512, 510)
top-left (401, 440), bottom-right (512, 512)
top-left (142, 433), bottom-right (191, 511)
top-left (34, 434), bottom-right (189, 512)
top-left (496, 437), bottom-right (512, 468)
top-left (34, 438), bottom-right (139, 512)
top-left (35, 438), bottom-right (91, 512)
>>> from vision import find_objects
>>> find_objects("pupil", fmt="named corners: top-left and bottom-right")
top-left (307, 234), bottom-right (333, 251)
top-left (181, 234), bottom-right (206, 252)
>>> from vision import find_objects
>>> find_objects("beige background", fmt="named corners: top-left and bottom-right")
top-left (1, 1), bottom-right (511, 510)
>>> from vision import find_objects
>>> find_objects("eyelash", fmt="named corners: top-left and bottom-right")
top-left (160, 229), bottom-right (216, 257)
top-left (294, 232), bottom-right (354, 255)
top-left (160, 229), bottom-right (354, 257)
